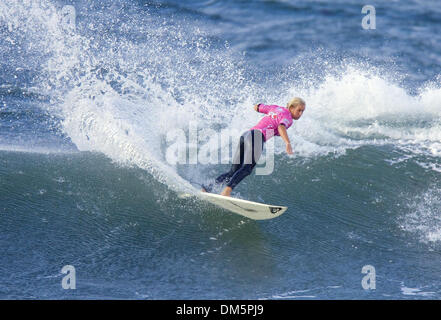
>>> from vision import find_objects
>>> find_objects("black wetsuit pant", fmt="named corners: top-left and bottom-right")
top-left (206, 130), bottom-right (265, 191)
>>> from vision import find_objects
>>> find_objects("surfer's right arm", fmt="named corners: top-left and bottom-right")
top-left (254, 104), bottom-right (270, 113)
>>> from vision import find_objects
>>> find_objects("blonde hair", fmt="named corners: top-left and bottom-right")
top-left (287, 97), bottom-right (305, 109)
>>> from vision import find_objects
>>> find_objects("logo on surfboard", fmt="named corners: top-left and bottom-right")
top-left (269, 207), bottom-right (283, 214)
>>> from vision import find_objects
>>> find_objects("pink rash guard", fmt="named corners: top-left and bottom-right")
top-left (250, 104), bottom-right (293, 141)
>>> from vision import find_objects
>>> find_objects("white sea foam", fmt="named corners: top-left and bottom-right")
top-left (401, 286), bottom-right (436, 297)
top-left (400, 187), bottom-right (441, 244)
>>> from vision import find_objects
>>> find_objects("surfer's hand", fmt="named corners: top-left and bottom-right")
top-left (286, 143), bottom-right (293, 155)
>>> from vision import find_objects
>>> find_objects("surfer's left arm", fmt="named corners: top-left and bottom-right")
top-left (278, 124), bottom-right (293, 155)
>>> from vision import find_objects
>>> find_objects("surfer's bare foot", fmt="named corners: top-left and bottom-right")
top-left (220, 186), bottom-right (232, 197)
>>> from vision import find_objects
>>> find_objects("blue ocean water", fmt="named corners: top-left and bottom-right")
top-left (1, 0), bottom-right (441, 299)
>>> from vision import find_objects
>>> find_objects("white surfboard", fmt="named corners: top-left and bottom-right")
top-left (182, 192), bottom-right (288, 220)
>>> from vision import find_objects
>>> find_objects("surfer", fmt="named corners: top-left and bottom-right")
top-left (202, 97), bottom-right (306, 197)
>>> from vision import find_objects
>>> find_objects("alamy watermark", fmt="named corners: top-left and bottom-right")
top-left (361, 5), bottom-right (376, 30)
top-left (60, 5), bottom-right (76, 32)
top-left (61, 265), bottom-right (76, 290)
top-left (165, 122), bottom-right (275, 176)
top-left (361, 265), bottom-right (376, 290)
